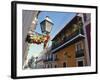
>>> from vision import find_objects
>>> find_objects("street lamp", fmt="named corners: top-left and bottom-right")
top-left (40, 16), bottom-right (54, 49)
top-left (40, 16), bottom-right (54, 34)
top-left (26, 16), bottom-right (53, 49)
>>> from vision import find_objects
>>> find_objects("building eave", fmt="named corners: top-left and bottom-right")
top-left (51, 34), bottom-right (85, 53)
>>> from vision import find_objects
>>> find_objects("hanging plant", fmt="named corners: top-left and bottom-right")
top-left (26, 32), bottom-right (50, 45)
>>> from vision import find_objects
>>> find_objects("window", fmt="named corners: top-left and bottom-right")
top-left (75, 42), bottom-right (83, 51)
top-left (78, 61), bottom-right (84, 67)
top-left (63, 62), bottom-right (66, 67)
top-left (76, 57), bottom-right (85, 66)
top-left (55, 65), bottom-right (57, 68)
top-left (76, 43), bottom-right (81, 51)
top-left (75, 42), bottom-right (84, 58)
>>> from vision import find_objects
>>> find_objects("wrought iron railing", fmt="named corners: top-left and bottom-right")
top-left (52, 28), bottom-right (84, 50)
top-left (44, 58), bottom-right (53, 62)
top-left (43, 57), bottom-right (59, 62)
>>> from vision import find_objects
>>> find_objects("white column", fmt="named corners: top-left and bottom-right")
top-left (78, 13), bottom-right (90, 66)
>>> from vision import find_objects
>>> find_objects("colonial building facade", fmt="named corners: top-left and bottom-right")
top-left (40, 13), bottom-right (91, 68)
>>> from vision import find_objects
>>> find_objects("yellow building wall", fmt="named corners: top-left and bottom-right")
top-left (54, 40), bottom-right (87, 67)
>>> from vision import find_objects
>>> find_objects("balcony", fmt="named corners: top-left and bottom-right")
top-left (75, 49), bottom-right (84, 58)
top-left (43, 57), bottom-right (59, 62)
top-left (43, 58), bottom-right (53, 62)
top-left (52, 28), bottom-right (84, 52)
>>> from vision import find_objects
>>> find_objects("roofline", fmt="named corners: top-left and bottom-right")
top-left (52, 14), bottom-right (78, 41)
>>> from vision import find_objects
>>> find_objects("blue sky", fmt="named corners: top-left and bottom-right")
top-left (28, 11), bottom-right (76, 59)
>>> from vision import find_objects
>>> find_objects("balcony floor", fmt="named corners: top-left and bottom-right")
top-left (52, 34), bottom-right (85, 53)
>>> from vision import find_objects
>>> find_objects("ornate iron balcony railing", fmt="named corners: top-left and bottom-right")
top-left (52, 28), bottom-right (84, 50)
